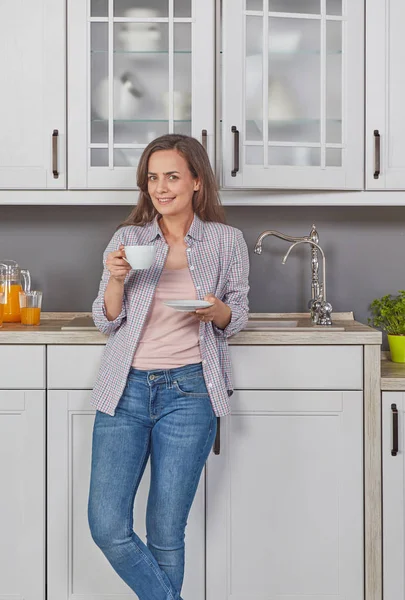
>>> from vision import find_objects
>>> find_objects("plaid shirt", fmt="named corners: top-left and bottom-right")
top-left (90, 212), bottom-right (250, 417)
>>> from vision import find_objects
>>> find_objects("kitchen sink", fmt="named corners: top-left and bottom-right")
top-left (244, 319), bottom-right (345, 331)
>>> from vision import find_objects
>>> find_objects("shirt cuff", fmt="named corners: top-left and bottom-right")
top-left (92, 295), bottom-right (126, 335)
top-left (101, 301), bottom-right (125, 326)
top-left (213, 308), bottom-right (234, 338)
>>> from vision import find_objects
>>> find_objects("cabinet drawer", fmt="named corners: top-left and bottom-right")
top-left (229, 345), bottom-right (363, 390)
top-left (0, 345), bottom-right (45, 388)
top-left (47, 345), bottom-right (105, 389)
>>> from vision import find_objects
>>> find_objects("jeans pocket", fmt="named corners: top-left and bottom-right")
top-left (173, 374), bottom-right (210, 397)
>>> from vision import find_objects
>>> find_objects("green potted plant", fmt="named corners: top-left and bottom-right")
top-left (368, 290), bottom-right (405, 363)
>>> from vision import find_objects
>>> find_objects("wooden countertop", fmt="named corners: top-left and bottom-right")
top-left (381, 352), bottom-right (405, 390)
top-left (0, 311), bottom-right (382, 345)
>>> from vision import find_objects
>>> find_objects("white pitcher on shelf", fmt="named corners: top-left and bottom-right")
top-left (92, 73), bottom-right (143, 121)
top-left (117, 8), bottom-right (162, 53)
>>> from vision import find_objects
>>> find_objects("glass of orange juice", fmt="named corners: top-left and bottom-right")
top-left (0, 292), bottom-right (4, 327)
top-left (19, 291), bottom-right (42, 326)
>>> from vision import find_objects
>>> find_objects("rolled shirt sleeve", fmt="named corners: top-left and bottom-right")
top-left (213, 228), bottom-right (250, 339)
top-left (92, 228), bottom-right (128, 335)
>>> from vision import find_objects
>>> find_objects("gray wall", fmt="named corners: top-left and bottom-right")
top-left (2, 205), bottom-right (404, 345)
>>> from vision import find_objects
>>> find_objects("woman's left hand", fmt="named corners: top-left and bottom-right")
top-left (194, 294), bottom-right (232, 330)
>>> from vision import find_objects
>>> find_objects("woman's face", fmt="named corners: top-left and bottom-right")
top-left (147, 149), bottom-right (200, 218)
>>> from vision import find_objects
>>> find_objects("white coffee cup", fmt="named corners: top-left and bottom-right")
top-left (123, 245), bottom-right (156, 270)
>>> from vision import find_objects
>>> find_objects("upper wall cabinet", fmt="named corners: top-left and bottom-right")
top-left (68, 0), bottom-right (215, 189)
top-left (366, 0), bottom-right (405, 189)
top-left (221, 0), bottom-right (364, 190)
top-left (0, 0), bottom-right (66, 189)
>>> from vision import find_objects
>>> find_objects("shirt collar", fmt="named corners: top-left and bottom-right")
top-left (145, 212), bottom-right (204, 243)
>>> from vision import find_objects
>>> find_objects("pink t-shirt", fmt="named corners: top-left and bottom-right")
top-left (131, 266), bottom-right (202, 369)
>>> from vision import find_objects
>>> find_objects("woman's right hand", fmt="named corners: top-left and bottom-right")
top-left (106, 244), bottom-right (131, 283)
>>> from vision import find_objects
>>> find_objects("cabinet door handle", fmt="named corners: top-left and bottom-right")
top-left (373, 129), bottom-right (380, 179)
top-left (391, 403), bottom-right (398, 457)
top-left (213, 417), bottom-right (220, 455)
top-left (231, 126), bottom-right (239, 177)
top-left (201, 129), bottom-right (208, 152)
top-left (52, 129), bottom-right (59, 179)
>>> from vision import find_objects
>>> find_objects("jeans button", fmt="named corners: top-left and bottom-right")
top-left (149, 374), bottom-right (155, 381)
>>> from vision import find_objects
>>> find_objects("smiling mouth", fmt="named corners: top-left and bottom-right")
top-left (157, 197), bottom-right (175, 204)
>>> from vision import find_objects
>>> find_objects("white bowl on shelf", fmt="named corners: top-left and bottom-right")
top-left (269, 31), bottom-right (302, 55)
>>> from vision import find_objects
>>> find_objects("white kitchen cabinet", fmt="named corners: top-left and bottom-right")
top-left (366, 0), bottom-right (405, 189)
top-left (0, 390), bottom-right (45, 600)
top-left (230, 344), bottom-right (363, 390)
top-left (0, 0), bottom-right (65, 189)
top-left (206, 343), bottom-right (364, 599)
top-left (0, 345), bottom-right (46, 600)
top-left (68, 0), bottom-right (215, 189)
top-left (0, 345), bottom-right (45, 388)
top-left (206, 388), bottom-right (363, 600)
top-left (47, 344), bottom-right (105, 389)
top-left (382, 391), bottom-right (405, 599)
top-left (47, 343), bottom-right (205, 599)
top-left (0, 338), bottom-right (374, 599)
top-left (221, 0), bottom-right (364, 189)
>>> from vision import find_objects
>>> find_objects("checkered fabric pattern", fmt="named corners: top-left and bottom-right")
top-left (90, 212), bottom-right (250, 417)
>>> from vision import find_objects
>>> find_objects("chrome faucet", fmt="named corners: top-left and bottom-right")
top-left (254, 225), bottom-right (333, 325)
top-left (282, 240), bottom-right (332, 325)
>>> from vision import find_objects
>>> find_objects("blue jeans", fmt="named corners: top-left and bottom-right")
top-left (88, 361), bottom-right (217, 600)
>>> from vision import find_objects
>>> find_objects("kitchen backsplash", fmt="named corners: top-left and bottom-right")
top-left (2, 204), bottom-right (404, 346)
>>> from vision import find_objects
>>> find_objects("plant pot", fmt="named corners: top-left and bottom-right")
top-left (388, 334), bottom-right (405, 363)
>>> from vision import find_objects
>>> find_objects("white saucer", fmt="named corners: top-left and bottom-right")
top-left (163, 300), bottom-right (213, 312)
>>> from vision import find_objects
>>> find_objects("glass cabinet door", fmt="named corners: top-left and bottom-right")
top-left (222, 0), bottom-right (363, 189)
top-left (68, 0), bottom-right (214, 189)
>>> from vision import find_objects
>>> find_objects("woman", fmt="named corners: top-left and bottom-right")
top-left (88, 134), bottom-right (249, 600)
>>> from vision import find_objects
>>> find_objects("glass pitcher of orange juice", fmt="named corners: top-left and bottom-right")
top-left (0, 260), bottom-right (31, 322)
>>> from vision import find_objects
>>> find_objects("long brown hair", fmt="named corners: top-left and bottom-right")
top-left (117, 134), bottom-right (226, 229)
